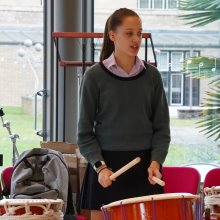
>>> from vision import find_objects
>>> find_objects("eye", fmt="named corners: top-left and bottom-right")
top-left (137, 32), bottom-right (142, 37)
top-left (126, 32), bottom-right (133, 36)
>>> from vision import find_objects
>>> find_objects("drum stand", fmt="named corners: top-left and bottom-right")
top-left (0, 108), bottom-right (19, 165)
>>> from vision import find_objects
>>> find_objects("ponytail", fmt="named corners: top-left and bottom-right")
top-left (100, 17), bottom-right (115, 61)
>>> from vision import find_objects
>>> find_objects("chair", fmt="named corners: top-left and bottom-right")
top-left (183, 162), bottom-right (219, 184)
top-left (162, 166), bottom-right (201, 194)
top-left (203, 168), bottom-right (220, 189)
top-left (1, 166), bottom-right (13, 198)
top-left (162, 166), bottom-right (202, 219)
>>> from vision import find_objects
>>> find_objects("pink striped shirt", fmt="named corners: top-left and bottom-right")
top-left (102, 53), bottom-right (146, 77)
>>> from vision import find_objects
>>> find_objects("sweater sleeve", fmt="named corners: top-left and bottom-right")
top-left (150, 68), bottom-right (171, 165)
top-left (77, 70), bottom-right (104, 166)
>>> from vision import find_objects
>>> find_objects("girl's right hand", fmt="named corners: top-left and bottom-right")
top-left (98, 167), bottom-right (113, 188)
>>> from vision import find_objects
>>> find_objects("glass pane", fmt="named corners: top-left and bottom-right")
top-left (171, 52), bottom-right (183, 71)
top-left (184, 77), bottom-right (200, 106)
top-left (158, 52), bottom-right (169, 71)
top-left (0, 1), bottom-right (43, 169)
top-left (171, 74), bottom-right (182, 105)
top-left (167, 0), bottom-right (178, 9)
top-left (140, 0), bottom-right (150, 8)
top-left (161, 72), bottom-right (169, 97)
top-left (154, 0), bottom-right (163, 9)
top-left (192, 79), bottom-right (199, 106)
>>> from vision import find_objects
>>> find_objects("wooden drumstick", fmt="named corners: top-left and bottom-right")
top-left (110, 157), bottom-right (141, 181)
top-left (152, 176), bottom-right (165, 186)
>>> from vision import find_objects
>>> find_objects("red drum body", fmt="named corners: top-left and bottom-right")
top-left (102, 193), bottom-right (199, 220)
top-left (0, 199), bottom-right (64, 220)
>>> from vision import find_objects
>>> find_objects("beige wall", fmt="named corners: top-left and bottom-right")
top-left (0, 0), bottom-right (42, 7)
top-left (0, 45), bottom-right (43, 106)
top-left (0, 0), bottom-right (43, 26)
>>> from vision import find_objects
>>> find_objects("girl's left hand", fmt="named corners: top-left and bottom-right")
top-left (147, 160), bottom-right (162, 185)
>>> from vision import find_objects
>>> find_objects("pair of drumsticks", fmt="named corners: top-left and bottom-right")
top-left (109, 157), bottom-right (165, 186)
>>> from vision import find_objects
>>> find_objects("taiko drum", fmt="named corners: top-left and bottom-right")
top-left (101, 193), bottom-right (199, 220)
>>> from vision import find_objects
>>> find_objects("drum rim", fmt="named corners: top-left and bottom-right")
top-left (102, 193), bottom-right (199, 209)
top-left (204, 186), bottom-right (220, 192)
top-left (0, 199), bottom-right (63, 205)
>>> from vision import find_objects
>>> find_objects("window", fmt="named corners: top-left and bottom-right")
top-left (156, 50), bottom-right (200, 107)
top-left (186, 51), bottom-right (199, 59)
top-left (0, 1), bottom-right (43, 169)
top-left (170, 74), bottom-right (183, 105)
top-left (139, 0), bottom-right (178, 9)
top-left (157, 52), bottom-right (169, 71)
top-left (171, 52), bottom-right (183, 71)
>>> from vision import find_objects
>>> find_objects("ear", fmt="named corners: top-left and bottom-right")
top-left (109, 31), bottom-right (115, 42)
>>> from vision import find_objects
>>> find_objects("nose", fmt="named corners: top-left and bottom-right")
top-left (133, 34), bottom-right (141, 42)
top-left (132, 37), bottom-right (140, 44)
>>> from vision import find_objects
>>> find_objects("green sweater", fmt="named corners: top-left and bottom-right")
top-left (77, 62), bottom-right (170, 166)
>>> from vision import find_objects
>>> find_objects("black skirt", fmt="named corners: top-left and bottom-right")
top-left (77, 150), bottom-right (164, 210)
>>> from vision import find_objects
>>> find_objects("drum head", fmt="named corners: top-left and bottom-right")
top-left (0, 199), bottom-right (63, 216)
top-left (102, 193), bottom-right (199, 220)
top-left (102, 193), bottom-right (199, 208)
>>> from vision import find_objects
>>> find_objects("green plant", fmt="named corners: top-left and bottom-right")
top-left (196, 87), bottom-right (220, 141)
top-left (179, 0), bottom-right (220, 141)
top-left (179, 0), bottom-right (220, 27)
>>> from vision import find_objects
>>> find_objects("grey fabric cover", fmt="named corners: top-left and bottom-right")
top-left (10, 148), bottom-right (69, 212)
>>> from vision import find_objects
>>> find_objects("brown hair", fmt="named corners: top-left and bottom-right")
top-left (99, 8), bottom-right (140, 61)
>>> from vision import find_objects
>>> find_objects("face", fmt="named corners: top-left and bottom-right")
top-left (109, 16), bottom-right (142, 58)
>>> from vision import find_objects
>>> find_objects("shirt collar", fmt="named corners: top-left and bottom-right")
top-left (104, 53), bottom-right (146, 70)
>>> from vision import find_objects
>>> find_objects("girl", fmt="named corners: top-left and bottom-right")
top-left (77, 8), bottom-right (170, 210)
